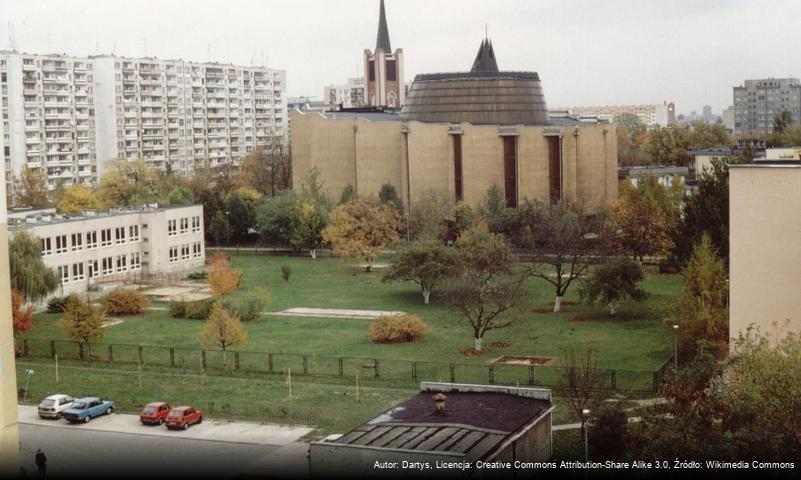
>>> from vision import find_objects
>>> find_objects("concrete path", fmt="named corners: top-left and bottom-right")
top-left (266, 307), bottom-right (404, 320)
top-left (18, 404), bottom-right (312, 446)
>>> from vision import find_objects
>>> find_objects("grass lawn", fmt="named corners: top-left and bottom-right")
top-left (22, 254), bottom-right (680, 372)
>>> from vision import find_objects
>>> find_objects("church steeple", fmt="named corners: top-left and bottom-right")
top-left (376, 0), bottom-right (392, 52)
top-left (471, 38), bottom-right (499, 73)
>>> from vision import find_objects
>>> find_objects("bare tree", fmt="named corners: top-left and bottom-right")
top-left (562, 349), bottom-right (605, 430)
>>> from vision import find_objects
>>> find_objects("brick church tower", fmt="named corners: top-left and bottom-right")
top-left (364, 0), bottom-right (404, 108)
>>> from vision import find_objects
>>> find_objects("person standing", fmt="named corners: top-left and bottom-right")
top-left (34, 449), bottom-right (46, 477)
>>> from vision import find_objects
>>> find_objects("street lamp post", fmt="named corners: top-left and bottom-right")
top-left (582, 408), bottom-right (591, 463)
top-left (22, 369), bottom-right (34, 403)
top-left (673, 324), bottom-right (679, 369)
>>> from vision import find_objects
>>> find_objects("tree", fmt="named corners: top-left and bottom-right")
top-left (767, 123), bottom-right (801, 147)
top-left (616, 113), bottom-right (647, 143)
top-left (562, 350), bottom-right (605, 431)
top-left (773, 109), bottom-right (793, 135)
top-left (448, 229), bottom-right (519, 351)
top-left (338, 184), bottom-right (356, 205)
top-left (410, 189), bottom-right (453, 241)
top-left (668, 235), bottom-right (728, 360)
top-left (60, 297), bottom-right (105, 359)
top-left (443, 202), bottom-right (476, 244)
top-left (224, 190), bottom-right (258, 242)
top-left (382, 240), bottom-right (456, 304)
top-left (580, 258), bottom-right (648, 315)
top-left (12, 290), bottom-right (34, 336)
top-left (378, 183), bottom-right (404, 214)
top-left (479, 184), bottom-right (517, 235)
top-left (613, 177), bottom-right (678, 261)
top-left (198, 303), bottom-right (247, 367)
top-left (645, 126), bottom-right (691, 166)
top-left (196, 189), bottom-right (225, 242)
top-left (290, 200), bottom-right (327, 259)
top-left (616, 114), bottom-right (650, 166)
top-left (166, 186), bottom-right (194, 206)
top-left (13, 166), bottom-right (50, 208)
top-left (301, 166), bottom-right (328, 209)
top-left (688, 122), bottom-right (732, 149)
top-left (238, 149), bottom-right (274, 196)
top-left (668, 158), bottom-right (730, 268)
top-left (514, 201), bottom-right (611, 312)
top-left (9, 231), bottom-right (59, 302)
top-left (98, 160), bottom-right (160, 207)
top-left (256, 192), bottom-right (298, 247)
top-left (207, 254), bottom-right (244, 297)
top-left (322, 196), bottom-right (400, 272)
top-left (56, 184), bottom-right (102, 213)
top-left (208, 211), bottom-right (230, 246)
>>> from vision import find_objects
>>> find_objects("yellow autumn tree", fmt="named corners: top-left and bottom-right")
top-left (198, 303), bottom-right (247, 366)
top-left (322, 195), bottom-right (399, 271)
top-left (56, 184), bottom-right (103, 214)
top-left (206, 253), bottom-right (243, 297)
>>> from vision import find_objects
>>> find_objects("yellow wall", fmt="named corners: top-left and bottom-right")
top-left (730, 166), bottom-right (801, 343)
top-left (290, 110), bottom-right (618, 212)
top-left (0, 222), bottom-right (20, 473)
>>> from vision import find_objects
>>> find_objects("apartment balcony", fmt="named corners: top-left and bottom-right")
top-left (26, 147), bottom-right (43, 155)
top-left (22, 63), bottom-right (37, 71)
top-left (42, 76), bottom-right (70, 84)
top-left (138, 77), bottom-right (162, 86)
top-left (142, 145), bottom-right (165, 151)
top-left (26, 137), bottom-right (42, 145)
top-left (44, 113), bottom-right (72, 120)
top-left (78, 170), bottom-right (93, 177)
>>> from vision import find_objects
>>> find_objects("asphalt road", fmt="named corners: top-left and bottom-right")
top-left (18, 422), bottom-right (309, 479)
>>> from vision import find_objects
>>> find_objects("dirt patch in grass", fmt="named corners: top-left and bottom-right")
top-left (532, 308), bottom-right (553, 314)
top-left (571, 314), bottom-right (591, 322)
top-left (461, 348), bottom-right (483, 356)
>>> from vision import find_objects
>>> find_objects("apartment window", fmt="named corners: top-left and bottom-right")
top-left (86, 231), bottom-right (98, 249)
top-left (180, 217), bottom-right (189, 234)
top-left (72, 262), bottom-right (85, 281)
top-left (192, 216), bottom-right (201, 233)
top-left (88, 259), bottom-right (99, 278)
top-left (130, 252), bottom-right (141, 270)
top-left (181, 244), bottom-right (190, 260)
top-left (129, 224), bottom-right (140, 242)
top-left (71, 233), bottom-right (83, 251)
top-left (115, 254), bottom-right (128, 273)
top-left (102, 257), bottom-right (114, 275)
top-left (100, 228), bottom-right (112, 247)
top-left (41, 238), bottom-right (52, 256)
top-left (168, 219), bottom-right (177, 236)
top-left (55, 235), bottom-right (68, 254)
top-left (192, 242), bottom-right (202, 258)
top-left (169, 246), bottom-right (179, 263)
top-left (57, 265), bottom-right (69, 284)
top-left (115, 226), bottom-right (126, 244)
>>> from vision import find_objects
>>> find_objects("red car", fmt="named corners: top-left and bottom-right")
top-left (139, 402), bottom-right (171, 425)
top-left (165, 406), bottom-right (203, 430)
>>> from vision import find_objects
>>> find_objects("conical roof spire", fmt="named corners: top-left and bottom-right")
top-left (376, 0), bottom-right (392, 52)
top-left (471, 38), bottom-right (499, 73)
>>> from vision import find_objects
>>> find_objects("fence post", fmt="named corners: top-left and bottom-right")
top-left (78, 343), bottom-right (84, 360)
top-left (652, 371), bottom-right (659, 392)
top-left (170, 347), bottom-right (175, 367)
top-left (449, 364), bottom-right (455, 383)
top-left (235, 352), bottom-right (240, 370)
top-left (338, 357), bottom-right (344, 378)
top-left (138, 346), bottom-right (144, 366)
top-left (22, 339), bottom-right (29, 357)
top-left (268, 353), bottom-right (273, 373)
top-left (108, 345), bottom-right (113, 362)
top-left (412, 361), bottom-right (417, 382)
top-left (489, 365), bottom-right (495, 384)
top-left (374, 359), bottom-right (380, 379)
top-left (528, 365), bottom-right (534, 386)
top-left (201, 350), bottom-right (207, 369)
top-left (611, 369), bottom-right (617, 390)
top-left (50, 340), bottom-right (56, 359)
top-left (302, 355), bottom-right (308, 375)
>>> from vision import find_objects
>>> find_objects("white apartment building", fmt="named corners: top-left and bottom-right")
top-left (1, 51), bottom-right (288, 199)
top-left (555, 104), bottom-right (673, 127)
top-left (323, 77), bottom-right (365, 108)
top-left (733, 78), bottom-right (801, 135)
top-left (7, 203), bottom-right (205, 296)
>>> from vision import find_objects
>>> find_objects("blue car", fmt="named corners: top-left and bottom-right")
top-left (62, 397), bottom-right (114, 423)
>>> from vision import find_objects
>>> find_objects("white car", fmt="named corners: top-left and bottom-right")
top-left (38, 394), bottom-right (75, 419)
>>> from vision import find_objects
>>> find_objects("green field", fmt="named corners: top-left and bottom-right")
top-left (21, 254), bottom-right (680, 370)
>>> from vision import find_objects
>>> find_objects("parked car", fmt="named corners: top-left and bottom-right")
top-left (62, 397), bottom-right (114, 423)
top-left (164, 406), bottom-right (203, 430)
top-left (139, 402), bottom-right (171, 425)
top-left (37, 394), bottom-right (75, 419)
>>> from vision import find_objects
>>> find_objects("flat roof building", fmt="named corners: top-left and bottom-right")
top-left (310, 383), bottom-right (554, 477)
top-left (8, 203), bottom-right (205, 297)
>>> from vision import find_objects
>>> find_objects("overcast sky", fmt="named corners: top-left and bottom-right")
top-left (2, 0), bottom-right (800, 115)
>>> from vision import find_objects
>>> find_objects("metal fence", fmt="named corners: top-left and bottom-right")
top-left (15, 338), bottom-right (667, 393)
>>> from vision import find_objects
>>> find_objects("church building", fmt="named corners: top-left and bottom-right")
top-left (363, 0), bottom-right (404, 108)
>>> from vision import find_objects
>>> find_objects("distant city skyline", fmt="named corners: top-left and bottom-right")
top-left (2, 0), bottom-right (800, 115)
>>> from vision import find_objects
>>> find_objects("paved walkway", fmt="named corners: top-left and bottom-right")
top-left (267, 307), bottom-right (404, 319)
top-left (18, 404), bottom-right (312, 446)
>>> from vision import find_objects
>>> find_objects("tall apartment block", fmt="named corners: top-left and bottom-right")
top-left (323, 77), bottom-right (365, 108)
top-left (0, 50), bottom-right (288, 200)
top-left (733, 78), bottom-right (801, 135)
